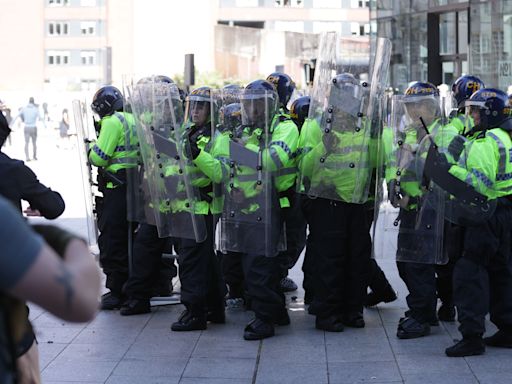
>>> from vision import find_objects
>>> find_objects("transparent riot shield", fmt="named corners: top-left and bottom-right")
top-left (372, 95), bottom-right (446, 264)
top-left (121, 87), bottom-right (149, 224)
top-left (297, 33), bottom-right (390, 204)
top-left (419, 133), bottom-right (496, 226)
top-left (127, 77), bottom-right (206, 241)
top-left (72, 99), bottom-right (99, 249)
top-left (214, 88), bottom-right (285, 257)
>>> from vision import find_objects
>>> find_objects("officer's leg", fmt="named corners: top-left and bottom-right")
top-left (486, 204), bottom-right (512, 347)
top-left (446, 220), bottom-right (496, 356)
top-left (99, 185), bottom-right (130, 309)
top-left (301, 196), bottom-right (315, 304)
top-left (309, 199), bottom-right (347, 331)
top-left (366, 259), bottom-right (396, 306)
top-left (342, 204), bottom-right (372, 327)
top-left (172, 214), bottom-right (219, 331)
top-left (121, 223), bottom-right (167, 315)
top-left (205, 218), bottom-right (227, 320)
top-left (276, 190), bottom-right (307, 291)
top-left (222, 251), bottom-right (245, 302)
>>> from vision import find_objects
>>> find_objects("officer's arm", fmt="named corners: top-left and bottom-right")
top-left (193, 135), bottom-right (229, 183)
top-left (261, 120), bottom-right (298, 171)
top-left (88, 118), bottom-right (122, 167)
top-left (17, 164), bottom-right (65, 219)
top-left (448, 138), bottom-right (497, 196)
top-left (296, 119), bottom-right (322, 178)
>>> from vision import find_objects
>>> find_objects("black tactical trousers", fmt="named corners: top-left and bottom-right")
top-left (308, 198), bottom-right (372, 318)
top-left (454, 201), bottom-right (512, 337)
top-left (222, 251), bottom-right (245, 298)
top-left (276, 190), bottom-right (307, 278)
top-left (176, 214), bottom-right (226, 316)
top-left (301, 196), bottom-right (317, 300)
top-left (98, 184), bottom-right (130, 296)
top-left (240, 250), bottom-right (286, 323)
top-left (124, 223), bottom-right (177, 300)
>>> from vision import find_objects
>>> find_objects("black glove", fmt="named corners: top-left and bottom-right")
top-left (447, 136), bottom-right (465, 161)
top-left (183, 128), bottom-right (201, 160)
top-left (93, 118), bottom-right (101, 135)
top-left (31, 225), bottom-right (86, 258)
top-left (388, 179), bottom-right (402, 208)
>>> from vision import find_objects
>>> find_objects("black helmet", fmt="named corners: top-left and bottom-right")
top-left (241, 80), bottom-right (278, 127)
top-left (219, 103), bottom-right (242, 132)
top-left (452, 75), bottom-right (484, 108)
top-left (466, 88), bottom-right (512, 129)
top-left (266, 72), bottom-right (296, 108)
top-left (289, 96), bottom-right (310, 130)
top-left (91, 85), bottom-right (124, 118)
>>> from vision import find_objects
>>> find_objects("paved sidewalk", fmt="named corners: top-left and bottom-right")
top-left (6, 127), bottom-right (511, 384)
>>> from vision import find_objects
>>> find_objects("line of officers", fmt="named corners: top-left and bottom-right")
top-left (83, 70), bottom-right (512, 357)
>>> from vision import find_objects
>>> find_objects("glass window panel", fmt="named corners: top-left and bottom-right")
top-left (440, 12), bottom-right (456, 55)
top-left (458, 10), bottom-right (468, 54)
top-left (442, 61), bottom-right (455, 85)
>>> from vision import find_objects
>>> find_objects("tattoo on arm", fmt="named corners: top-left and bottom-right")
top-left (54, 264), bottom-right (75, 310)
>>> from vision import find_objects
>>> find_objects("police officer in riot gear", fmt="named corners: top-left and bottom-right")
top-left (89, 85), bottom-right (139, 310)
top-left (266, 72), bottom-right (306, 293)
top-left (443, 88), bottom-right (512, 356)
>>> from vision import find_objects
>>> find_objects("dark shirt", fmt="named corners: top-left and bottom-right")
top-left (0, 152), bottom-right (65, 219)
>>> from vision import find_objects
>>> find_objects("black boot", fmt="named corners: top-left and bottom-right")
top-left (342, 312), bottom-right (365, 328)
top-left (365, 287), bottom-right (397, 307)
top-left (437, 303), bottom-right (456, 322)
top-left (171, 310), bottom-right (207, 332)
top-left (275, 309), bottom-right (290, 326)
top-left (484, 330), bottom-right (512, 348)
top-left (206, 309), bottom-right (226, 324)
top-left (397, 317), bottom-right (430, 339)
top-left (315, 315), bottom-right (344, 332)
top-left (100, 292), bottom-right (125, 310)
top-left (445, 336), bottom-right (485, 357)
top-left (243, 318), bottom-right (274, 340)
top-left (120, 299), bottom-right (150, 316)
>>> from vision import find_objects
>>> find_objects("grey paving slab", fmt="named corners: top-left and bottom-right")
top-left (136, 327), bottom-right (202, 343)
top-left (182, 357), bottom-right (256, 379)
top-left (86, 310), bottom-right (151, 329)
top-left (72, 326), bottom-right (139, 345)
top-left (32, 312), bottom-right (85, 329)
top-left (477, 374), bottom-right (512, 384)
top-left (328, 361), bottom-right (402, 384)
top-left (106, 376), bottom-right (180, 384)
top-left (255, 361), bottom-right (328, 384)
top-left (57, 342), bottom-right (131, 362)
top-left (126, 339), bottom-right (196, 358)
top-left (395, 354), bottom-right (472, 375)
top-left (42, 360), bottom-right (118, 382)
top-left (179, 379), bottom-right (251, 384)
top-left (38, 342), bottom-right (67, 369)
top-left (192, 337), bottom-right (259, 359)
top-left (325, 326), bottom-right (389, 345)
top-left (260, 342), bottom-right (327, 364)
top-left (112, 357), bottom-right (188, 377)
top-left (262, 327), bottom-right (326, 345)
top-left (402, 372), bottom-right (479, 384)
top-left (35, 326), bottom-right (83, 344)
top-left (326, 341), bottom-right (395, 363)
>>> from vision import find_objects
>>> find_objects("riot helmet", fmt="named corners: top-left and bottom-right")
top-left (219, 103), bottom-right (242, 133)
top-left (325, 73), bottom-right (364, 132)
top-left (402, 81), bottom-right (441, 127)
top-left (465, 88), bottom-right (512, 130)
top-left (91, 85), bottom-right (124, 118)
top-left (451, 75), bottom-right (484, 108)
top-left (222, 84), bottom-right (242, 105)
top-left (289, 96), bottom-right (310, 131)
top-left (240, 80), bottom-right (278, 128)
top-left (266, 72), bottom-right (296, 110)
top-left (185, 86), bottom-right (212, 127)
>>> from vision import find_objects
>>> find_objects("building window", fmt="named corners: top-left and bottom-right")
top-left (80, 51), bottom-right (96, 65)
top-left (48, 22), bottom-right (69, 36)
top-left (48, 0), bottom-right (69, 6)
top-left (80, 21), bottom-right (96, 35)
top-left (351, 0), bottom-right (369, 7)
top-left (47, 50), bottom-right (70, 65)
top-left (351, 22), bottom-right (369, 36)
top-left (312, 0), bottom-right (342, 8)
top-left (274, 0), bottom-right (304, 7)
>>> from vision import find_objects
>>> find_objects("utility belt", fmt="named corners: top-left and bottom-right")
top-left (98, 168), bottom-right (126, 190)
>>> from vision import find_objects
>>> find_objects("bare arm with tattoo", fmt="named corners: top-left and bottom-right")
top-left (9, 239), bottom-right (101, 322)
